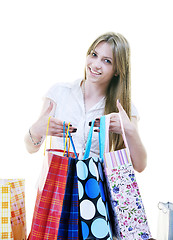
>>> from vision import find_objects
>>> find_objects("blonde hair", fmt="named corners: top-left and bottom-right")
top-left (85, 32), bottom-right (131, 150)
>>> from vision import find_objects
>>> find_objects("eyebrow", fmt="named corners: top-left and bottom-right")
top-left (94, 49), bottom-right (113, 60)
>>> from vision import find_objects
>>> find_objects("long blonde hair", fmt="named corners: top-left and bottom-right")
top-left (85, 32), bottom-right (131, 150)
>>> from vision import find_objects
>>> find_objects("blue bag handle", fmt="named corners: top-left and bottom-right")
top-left (63, 122), bottom-right (78, 159)
top-left (83, 120), bottom-right (95, 159)
top-left (99, 115), bottom-right (106, 158)
top-left (63, 121), bottom-right (68, 156)
top-left (83, 116), bottom-right (106, 160)
top-left (68, 131), bottom-right (78, 159)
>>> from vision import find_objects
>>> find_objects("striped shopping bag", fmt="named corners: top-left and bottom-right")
top-left (102, 115), bottom-right (152, 240)
top-left (0, 179), bottom-right (26, 240)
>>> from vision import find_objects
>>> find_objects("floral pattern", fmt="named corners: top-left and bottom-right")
top-left (104, 163), bottom-right (152, 240)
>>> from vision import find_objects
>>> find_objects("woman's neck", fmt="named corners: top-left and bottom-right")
top-left (84, 80), bottom-right (106, 99)
top-left (82, 80), bottom-right (106, 112)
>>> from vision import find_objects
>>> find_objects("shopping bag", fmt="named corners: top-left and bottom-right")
top-left (103, 114), bottom-right (152, 240)
top-left (0, 179), bottom-right (26, 240)
top-left (157, 202), bottom-right (173, 240)
top-left (29, 121), bottom-right (79, 240)
top-left (76, 117), bottom-right (113, 240)
top-left (57, 131), bottom-right (79, 239)
top-left (57, 157), bottom-right (78, 239)
top-left (0, 182), bottom-right (13, 240)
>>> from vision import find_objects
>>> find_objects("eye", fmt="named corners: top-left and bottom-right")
top-left (91, 51), bottom-right (97, 57)
top-left (104, 59), bottom-right (112, 64)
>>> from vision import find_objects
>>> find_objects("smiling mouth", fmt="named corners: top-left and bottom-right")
top-left (89, 67), bottom-right (101, 75)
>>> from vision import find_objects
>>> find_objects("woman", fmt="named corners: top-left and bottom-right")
top-left (25, 32), bottom-right (147, 173)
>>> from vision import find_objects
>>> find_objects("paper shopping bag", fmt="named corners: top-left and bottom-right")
top-left (77, 117), bottom-right (113, 240)
top-left (157, 202), bottom-right (173, 240)
top-left (29, 121), bottom-right (79, 240)
top-left (103, 115), bottom-right (152, 240)
top-left (0, 179), bottom-right (26, 240)
top-left (57, 156), bottom-right (78, 239)
top-left (0, 183), bottom-right (13, 240)
top-left (29, 148), bottom-right (78, 240)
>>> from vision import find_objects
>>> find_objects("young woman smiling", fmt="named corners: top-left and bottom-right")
top-left (25, 32), bottom-right (149, 240)
top-left (25, 32), bottom-right (147, 173)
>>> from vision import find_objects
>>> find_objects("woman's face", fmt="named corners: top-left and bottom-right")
top-left (86, 41), bottom-right (115, 88)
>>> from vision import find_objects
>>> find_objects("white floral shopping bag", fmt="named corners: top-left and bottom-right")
top-left (101, 115), bottom-right (152, 240)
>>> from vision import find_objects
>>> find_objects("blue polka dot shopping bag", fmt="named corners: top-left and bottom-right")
top-left (76, 116), bottom-right (113, 240)
top-left (103, 114), bottom-right (152, 240)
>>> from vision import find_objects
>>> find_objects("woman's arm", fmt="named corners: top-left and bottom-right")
top-left (24, 98), bottom-right (56, 153)
top-left (109, 100), bottom-right (147, 172)
top-left (123, 116), bottom-right (147, 172)
top-left (24, 98), bottom-right (77, 154)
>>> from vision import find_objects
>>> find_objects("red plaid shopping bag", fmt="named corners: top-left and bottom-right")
top-left (29, 149), bottom-right (74, 240)
top-left (29, 120), bottom-right (79, 240)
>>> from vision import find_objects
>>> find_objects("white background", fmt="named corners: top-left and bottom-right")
top-left (0, 0), bottom-right (173, 238)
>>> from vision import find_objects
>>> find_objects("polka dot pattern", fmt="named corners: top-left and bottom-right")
top-left (91, 218), bottom-right (109, 238)
top-left (80, 200), bottom-right (96, 220)
top-left (76, 157), bottom-right (112, 239)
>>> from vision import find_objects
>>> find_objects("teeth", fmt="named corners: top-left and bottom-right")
top-left (90, 68), bottom-right (101, 75)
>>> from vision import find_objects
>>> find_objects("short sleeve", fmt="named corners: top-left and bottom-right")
top-left (131, 103), bottom-right (140, 120)
top-left (45, 83), bottom-right (61, 104)
top-left (44, 82), bottom-right (72, 106)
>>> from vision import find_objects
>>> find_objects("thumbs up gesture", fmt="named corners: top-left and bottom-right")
top-left (108, 99), bottom-right (133, 135)
top-left (89, 99), bottom-right (134, 135)
top-left (29, 99), bottom-right (77, 142)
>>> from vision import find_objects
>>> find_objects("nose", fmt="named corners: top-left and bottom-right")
top-left (92, 58), bottom-right (102, 70)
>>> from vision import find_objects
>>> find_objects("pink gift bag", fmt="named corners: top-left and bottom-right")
top-left (103, 115), bottom-right (152, 240)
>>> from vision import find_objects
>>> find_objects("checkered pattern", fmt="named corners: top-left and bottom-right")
top-left (9, 179), bottom-right (26, 239)
top-left (29, 151), bottom-right (70, 240)
top-left (57, 157), bottom-right (78, 239)
top-left (0, 185), bottom-right (13, 239)
top-left (0, 180), bottom-right (26, 240)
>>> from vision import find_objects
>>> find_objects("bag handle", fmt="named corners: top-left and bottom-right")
top-left (84, 116), bottom-right (110, 159)
top-left (44, 117), bottom-right (72, 156)
top-left (44, 116), bottom-right (52, 155)
top-left (63, 123), bottom-right (71, 156)
top-left (83, 120), bottom-right (95, 159)
top-left (104, 113), bottom-right (130, 154)
top-left (84, 113), bottom-right (130, 159)
top-left (68, 131), bottom-right (78, 159)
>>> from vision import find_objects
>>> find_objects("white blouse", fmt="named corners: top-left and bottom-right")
top-left (45, 79), bottom-right (139, 159)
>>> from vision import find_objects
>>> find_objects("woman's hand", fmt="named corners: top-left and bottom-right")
top-left (89, 100), bottom-right (147, 173)
top-left (30, 101), bottom-right (77, 139)
top-left (91, 100), bottom-right (135, 135)
top-left (25, 98), bottom-right (77, 153)
top-left (109, 100), bottom-right (135, 135)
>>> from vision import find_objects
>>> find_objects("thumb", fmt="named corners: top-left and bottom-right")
top-left (43, 101), bottom-right (54, 116)
top-left (116, 99), bottom-right (124, 113)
